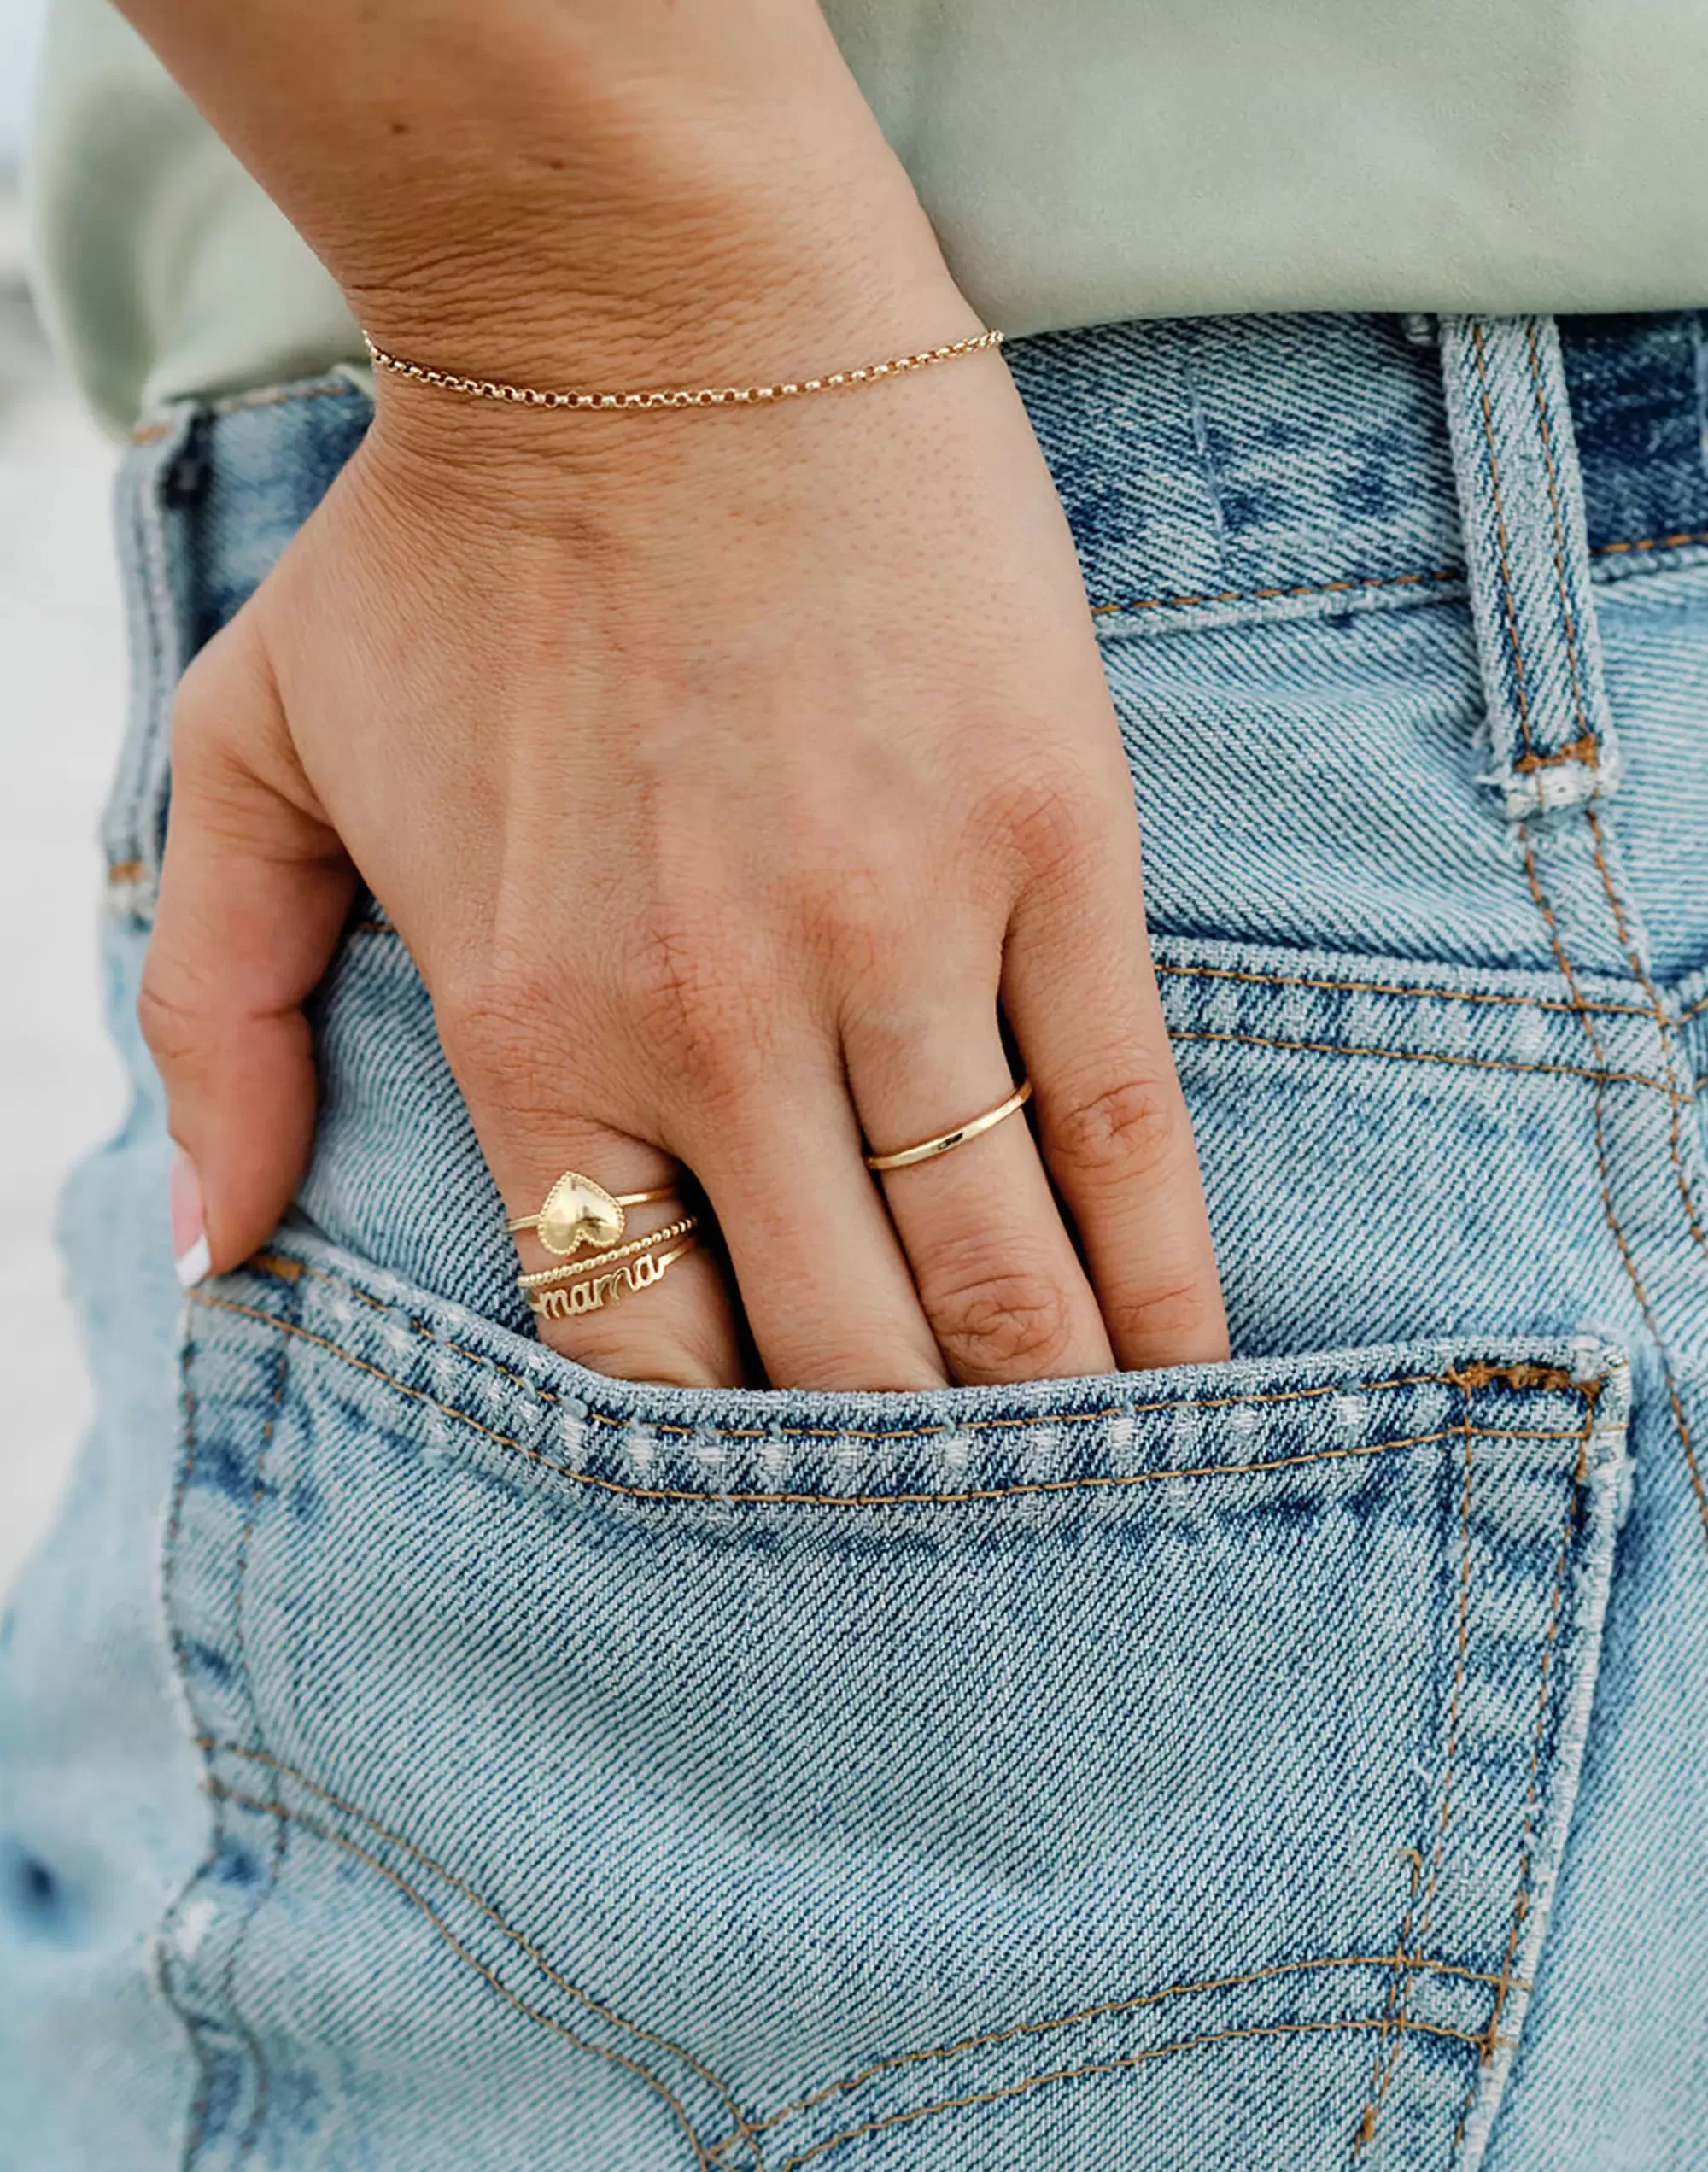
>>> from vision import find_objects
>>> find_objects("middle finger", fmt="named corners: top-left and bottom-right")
top-left (846, 999), bottom-right (1115, 1385)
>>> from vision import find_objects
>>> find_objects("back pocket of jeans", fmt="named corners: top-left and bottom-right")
top-left (160, 1235), bottom-right (1628, 2172)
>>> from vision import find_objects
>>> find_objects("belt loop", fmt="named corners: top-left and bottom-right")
top-left (1438, 316), bottom-right (1620, 818)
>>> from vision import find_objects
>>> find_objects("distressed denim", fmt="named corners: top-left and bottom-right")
top-left (3, 312), bottom-right (1707, 2169)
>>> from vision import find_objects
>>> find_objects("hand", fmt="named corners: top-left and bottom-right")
top-left (139, 308), bottom-right (1227, 1390)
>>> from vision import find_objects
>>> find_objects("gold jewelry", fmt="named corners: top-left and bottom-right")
top-left (363, 328), bottom-right (1003, 413)
top-left (506, 1173), bottom-right (679, 1257)
top-left (863, 1079), bottom-right (1033, 1173)
top-left (516, 1216), bottom-right (699, 1290)
top-left (525, 1238), bottom-right (697, 1320)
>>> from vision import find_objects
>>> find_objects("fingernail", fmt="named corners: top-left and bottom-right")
top-left (171, 1149), bottom-right (210, 1290)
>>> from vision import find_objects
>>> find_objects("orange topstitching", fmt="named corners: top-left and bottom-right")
top-left (1354, 1381), bottom-right (1477, 2150)
top-left (1452, 1390), bottom-right (1594, 2149)
top-left (204, 1740), bottom-right (763, 2165)
top-left (1519, 830), bottom-right (1708, 1549)
top-left (206, 1778), bottom-right (724, 2172)
top-left (197, 1733), bottom-right (1528, 2166)
top-left (194, 1289), bottom-right (1593, 1502)
top-left (765, 2014), bottom-right (1501, 2172)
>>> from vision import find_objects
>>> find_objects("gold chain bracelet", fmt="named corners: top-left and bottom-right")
top-left (515, 1216), bottom-right (699, 1291)
top-left (362, 328), bottom-right (1003, 413)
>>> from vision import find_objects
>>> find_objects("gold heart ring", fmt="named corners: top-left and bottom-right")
top-left (506, 1172), bottom-right (681, 1257)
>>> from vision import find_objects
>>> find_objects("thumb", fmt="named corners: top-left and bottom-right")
top-left (139, 604), bottom-right (356, 1285)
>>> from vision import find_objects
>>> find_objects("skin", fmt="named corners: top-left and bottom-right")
top-left (124, 0), bottom-right (1230, 1390)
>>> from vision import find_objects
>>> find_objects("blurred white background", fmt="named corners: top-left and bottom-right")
top-left (2, 0), bottom-right (132, 1588)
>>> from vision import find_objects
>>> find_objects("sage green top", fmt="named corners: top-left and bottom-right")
top-left (29, 0), bottom-right (1708, 436)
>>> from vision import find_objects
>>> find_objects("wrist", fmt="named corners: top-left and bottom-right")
top-left (348, 131), bottom-right (970, 404)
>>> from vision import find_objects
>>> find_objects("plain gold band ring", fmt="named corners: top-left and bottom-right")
top-left (863, 1079), bottom-right (1033, 1173)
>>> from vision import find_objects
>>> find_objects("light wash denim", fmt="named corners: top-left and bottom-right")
top-left (3, 312), bottom-right (1707, 2168)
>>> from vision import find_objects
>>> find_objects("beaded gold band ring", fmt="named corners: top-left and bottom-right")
top-left (516, 1217), bottom-right (699, 1291)
top-left (863, 1079), bottom-right (1033, 1173)
top-left (506, 1173), bottom-right (680, 1257)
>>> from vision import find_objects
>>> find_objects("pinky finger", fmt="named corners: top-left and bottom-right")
top-left (1003, 840), bottom-right (1228, 1370)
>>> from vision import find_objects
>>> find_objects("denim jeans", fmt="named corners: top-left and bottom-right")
top-left (3, 313), bottom-right (1706, 2169)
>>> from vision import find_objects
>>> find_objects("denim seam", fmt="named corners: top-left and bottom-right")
top-left (1167, 1026), bottom-right (1667, 1094)
top-left (199, 1777), bottom-right (1504, 2172)
top-left (155, 1308), bottom-right (290, 2169)
top-left (184, 1298), bottom-right (1595, 1503)
top-left (760, 2016), bottom-right (1503, 2172)
top-left (704, 1950), bottom-right (1528, 2160)
top-left (1596, 528), bottom-right (1708, 561)
top-left (1154, 962), bottom-right (1654, 1020)
top-left (1582, 807), bottom-right (1708, 1352)
top-left (268, 938), bottom-right (1690, 1090)
top-left (1088, 567), bottom-right (1463, 621)
top-left (1451, 1416), bottom-right (1590, 2153)
top-left (341, 927), bottom-right (1676, 1042)
top-left (1021, 526), bottom-right (1708, 628)
top-left (1354, 1382), bottom-right (1477, 2150)
top-left (1520, 830), bottom-right (1708, 1546)
top-left (227, 1271), bottom-right (1599, 1447)
top-left (202, 1734), bottom-right (1524, 2165)
top-left (202, 1781), bottom-right (724, 2172)
top-left (155, 1314), bottom-right (219, 2167)
top-left (196, 1740), bottom-right (767, 2168)
top-left (342, 922), bottom-right (1661, 1023)
top-left (1515, 334), bottom-right (1708, 1546)
top-left (222, 1330), bottom-right (296, 2169)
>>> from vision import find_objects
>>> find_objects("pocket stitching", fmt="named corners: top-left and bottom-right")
top-left (188, 1291), bottom-right (1588, 1512)
top-left (200, 1742), bottom-right (768, 2169)
top-left (758, 2015), bottom-right (1502, 2172)
top-left (203, 1778), bottom-right (734, 2172)
top-left (201, 1750), bottom-right (1527, 2172)
top-left (206, 1729), bottom-right (1521, 2172)
top-left (702, 1954), bottom-right (1525, 2163)
top-left (1353, 1385), bottom-right (1478, 2148)
top-left (1449, 1429), bottom-right (1590, 2155)
top-left (217, 1258), bottom-right (1601, 1453)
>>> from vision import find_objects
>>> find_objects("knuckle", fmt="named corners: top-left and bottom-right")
top-left (136, 969), bottom-right (198, 1069)
top-left (437, 964), bottom-right (570, 1115)
top-left (923, 1256), bottom-right (1079, 1378)
top-left (1046, 1072), bottom-right (1184, 1184)
top-left (1104, 1277), bottom-right (1229, 1361)
top-left (168, 642), bottom-right (249, 785)
top-left (982, 767), bottom-right (1098, 882)
top-left (623, 917), bottom-right (768, 1102)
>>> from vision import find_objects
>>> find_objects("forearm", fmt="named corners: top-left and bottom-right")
top-left (112, 0), bottom-right (968, 376)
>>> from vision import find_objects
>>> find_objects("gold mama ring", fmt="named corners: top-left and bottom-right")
top-left (863, 1079), bottom-right (1033, 1173)
top-left (506, 1171), bottom-right (680, 1256)
top-left (525, 1238), bottom-right (697, 1320)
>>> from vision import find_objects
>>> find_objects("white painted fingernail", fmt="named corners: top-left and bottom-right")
top-left (171, 1150), bottom-right (209, 1288)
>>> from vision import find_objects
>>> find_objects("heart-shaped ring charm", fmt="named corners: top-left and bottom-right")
top-left (535, 1172), bottom-right (626, 1256)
